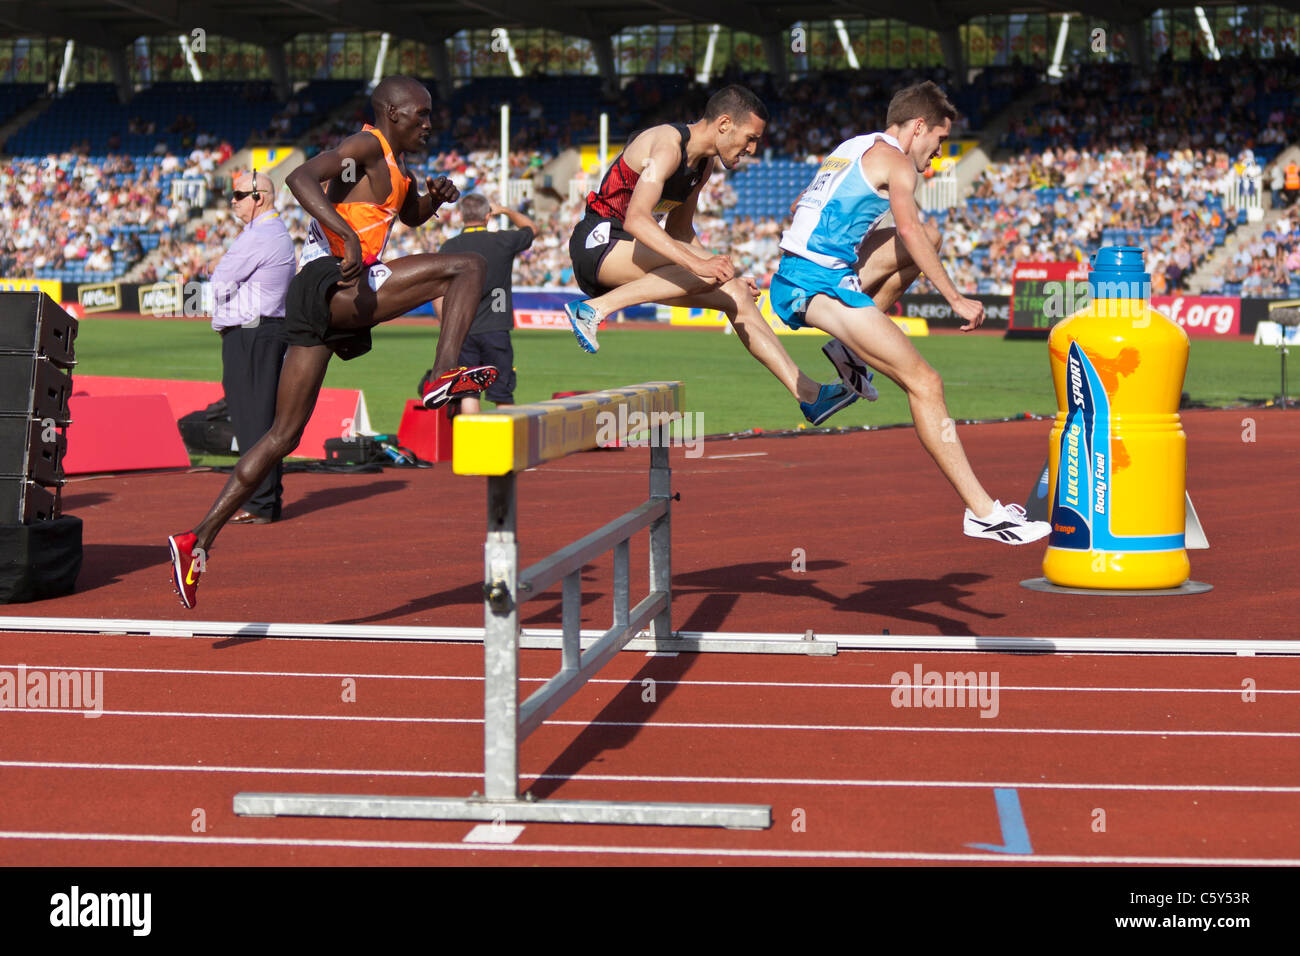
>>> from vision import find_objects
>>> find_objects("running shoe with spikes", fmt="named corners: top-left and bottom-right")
top-left (822, 337), bottom-right (879, 401)
top-left (421, 365), bottom-right (499, 410)
top-left (565, 299), bottom-right (602, 353)
top-left (800, 382), bottom-right (859, 426)
top-left (962, 500), bottom-right (1051, 545)
top-left (168, 531), bottom-right (204, 609)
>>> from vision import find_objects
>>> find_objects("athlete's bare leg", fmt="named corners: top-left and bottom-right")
top-left (188, 252), bottom-right (487, 553)
top-left (582, 238), bottom-right (822, 403)
top-left (853, 223), bottom-right (942, 313)
top-left (802, 293), bottom-right (995, 517)
top-left (191, 344), bottom-right (331, 552)
top-left (458, 396), bottom-right (511, 414)
top-left (329, 252), bottom-right (486, 377)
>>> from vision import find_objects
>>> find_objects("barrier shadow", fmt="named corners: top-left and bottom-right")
top-left (524, 595), bottom-right (723, 801)
top-left (328, 572), bottom-right (605, 627)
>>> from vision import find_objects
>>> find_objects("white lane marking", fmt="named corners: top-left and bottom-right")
top-left (2, 708), bottom-right (1299, 737)
top-left (2, 663), bottom-right (1294, 695)
top-left (3, 760), bottom-right (1300, 793)
top-left (462, 824), bottom-right (524, 844)
top-left (705, 452), bottom-right (768, 459)
top-left (0, 830), bottom-right (1296, 865)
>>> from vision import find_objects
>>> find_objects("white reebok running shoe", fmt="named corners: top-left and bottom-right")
top-left (963, 500), bottom-right (1051, 545)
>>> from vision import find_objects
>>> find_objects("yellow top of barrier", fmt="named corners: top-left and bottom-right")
top-left (453, 381), bottom-right (685, 476)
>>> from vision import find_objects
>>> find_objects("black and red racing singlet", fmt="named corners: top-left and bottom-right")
top-left (585, 123), bottom-right (707, 223)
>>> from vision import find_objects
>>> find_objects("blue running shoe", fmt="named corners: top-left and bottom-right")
top-left (565, 300), bottom-right (602, 353)
top-left (800, 382), bottom-right (859, 426)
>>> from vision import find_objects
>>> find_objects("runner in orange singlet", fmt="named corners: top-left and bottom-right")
top-left (167, 75), bottom-right (492, 609)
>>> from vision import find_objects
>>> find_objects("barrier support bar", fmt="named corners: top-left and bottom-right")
top-left (235, 384), bottom-right (772, 829)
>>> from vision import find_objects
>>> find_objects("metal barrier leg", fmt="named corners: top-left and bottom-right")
top-left (483, 472), bottom-right (519, 801)
top-left (648, 439), bottom-right (671, 640)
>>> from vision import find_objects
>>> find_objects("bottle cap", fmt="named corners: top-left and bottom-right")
top-left (1088, 245), bottom-right (1150, 300)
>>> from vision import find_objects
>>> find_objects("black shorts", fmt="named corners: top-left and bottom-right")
top-left (568, 212), bottom-right (633, 299)
top-left (456, 329), bottom-right (515, 404)
top-left (284, 256), bottom-right (372, 361)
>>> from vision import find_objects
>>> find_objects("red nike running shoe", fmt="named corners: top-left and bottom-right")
top-left (421, 365), bottom-right (498, 410)
top-left (168, 531), bottom-right (205, 609)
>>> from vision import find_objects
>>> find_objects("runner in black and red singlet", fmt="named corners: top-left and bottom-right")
top-left (167, 75), bottom-right (495, 610)
top-left (565, 85), bottom-right (856, 426)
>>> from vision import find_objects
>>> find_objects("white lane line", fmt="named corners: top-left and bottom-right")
top-left (2, 707), bottom-right (1299, 737)
top-left (705, 452), bottom-right (768, 459)
top-left (0, 830), bottom-right (1295, 865)
top-left (4, 759), bottom-right (1300, 793)
top-left (3, 663), bottom-right (1295, 695)
top-left (462, 824), bottom-right (524, 844)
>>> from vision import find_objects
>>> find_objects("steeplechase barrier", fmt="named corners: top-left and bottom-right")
top-left (232, 382), bottom-right (774, 828)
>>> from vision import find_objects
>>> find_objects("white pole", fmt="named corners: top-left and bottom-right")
top-left (599, 112), bottom-right (608, 175)
top-left (370, 33), bottom-right (390, 90)
top-left (500, 103), bottom-right (509, 210)
top-left (1047, 14), bottom-right (1070, 78)
top-left (58, 40), bottom-right (75, 95)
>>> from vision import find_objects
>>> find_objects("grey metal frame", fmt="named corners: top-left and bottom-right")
top-left (235, 425), bottom-right (772, 829)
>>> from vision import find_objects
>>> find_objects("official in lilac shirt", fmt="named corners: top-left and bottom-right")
top-left (209, 170), bottom-right (296, 524)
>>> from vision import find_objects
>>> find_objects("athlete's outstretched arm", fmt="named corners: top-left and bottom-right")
top-left (883, 152), bottom-right (984, 330)
top-left (624, 132), bottom-right (732, 286)
top-left (664, 160), bottom-right (759, 298)
top-left (285, 132), bottom-right (383, 284)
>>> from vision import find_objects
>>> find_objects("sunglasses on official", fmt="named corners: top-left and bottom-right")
top-left (231, 168), bottom-right (262, 202)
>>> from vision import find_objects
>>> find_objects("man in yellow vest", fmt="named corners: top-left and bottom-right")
top-left (1284, 161), bottom-right (1299, 207)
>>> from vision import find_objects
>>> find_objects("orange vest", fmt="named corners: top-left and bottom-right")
top-left (301, 124), bottom-right (410, 267)
top-left (1285, 163), bottom-right (1300, 191)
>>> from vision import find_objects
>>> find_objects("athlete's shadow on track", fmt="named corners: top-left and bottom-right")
top-left (837, 573), bottom-right (1004, 636)
top-left (671, 560), bottom-right (848, 628)
top-left (671, 562), bottom-right (1002, 636)
top-left (286, 479), bottom-right (408, 521)
top-left (525, 599), bottom-right (717, 801)
top-left (59, 491), bottom-right (114, 510)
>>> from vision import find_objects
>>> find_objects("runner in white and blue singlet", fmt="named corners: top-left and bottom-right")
top-left (771, 81), bottom-right (1051, 547)
top-left (770, 132), bottom-right (899, 325)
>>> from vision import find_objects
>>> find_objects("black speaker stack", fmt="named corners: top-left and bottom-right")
top-left (0, 292), bottom-right (82, 603)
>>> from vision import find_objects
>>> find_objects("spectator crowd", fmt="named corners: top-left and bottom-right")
top-left (5, 58), bottom-right (1295, 302)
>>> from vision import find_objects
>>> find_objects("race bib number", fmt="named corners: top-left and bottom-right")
top-left (798, 157), bottom-right (850, 210)
top-left (585, 221), bottom-right (611, 249)
top-left (300, 220), bottom-right (330, 265)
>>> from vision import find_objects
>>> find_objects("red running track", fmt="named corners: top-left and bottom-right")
top-left (0, 408), bottom-right (1297, 864)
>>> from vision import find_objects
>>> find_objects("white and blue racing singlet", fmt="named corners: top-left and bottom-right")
top-left (779, 132), bottom-right (900, 270)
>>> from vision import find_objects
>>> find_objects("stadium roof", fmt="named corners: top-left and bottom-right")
top-left (3, 1), bottom-right (1297, 49)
